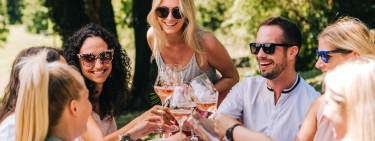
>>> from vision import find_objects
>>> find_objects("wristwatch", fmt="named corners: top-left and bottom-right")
top-left (119, 133), bottom-right (134, 141)
top-left (226, 124), bottom-right (242, 141)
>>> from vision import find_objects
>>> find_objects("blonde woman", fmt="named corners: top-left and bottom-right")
top-left (324, 56), bottom-right (375, 141)
top-left (296, 17), bottom-right (375, 141)
top-left (14, 50), bottom-right (92, 141)
top-left (146, 0), bottom-right (239, 96)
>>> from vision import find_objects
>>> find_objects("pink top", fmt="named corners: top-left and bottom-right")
top-left (77, 111), bottom-right (117, 141)
top-left (314, 97), bottom-right (340, 141)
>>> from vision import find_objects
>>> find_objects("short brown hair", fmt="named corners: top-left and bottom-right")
top-left (260, 17), bottom-right (302, 50)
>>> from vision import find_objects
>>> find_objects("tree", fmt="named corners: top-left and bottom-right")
top-left (23, 0), bottom-right (49, 34)
top-left (85, 0), bottom-right (118, 38)
top-left (6, 0), bottom-right (23, 24)
top-left (46, 0), bottom-right (90, 43)
top-left (0, 0), bottom-right (9, 47)
top-left (130, 0), bottom-right (155, 110)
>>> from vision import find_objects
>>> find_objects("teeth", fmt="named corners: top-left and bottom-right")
top-left (93, 70), bottom-right (105, 74)
top-left (260, 62), bottom-right (272, 65)
top-left (165, 22), bottom-right (177, 26)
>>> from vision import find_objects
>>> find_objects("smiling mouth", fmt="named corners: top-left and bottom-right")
top-left (91, 69), bottom-right (106, 75)
top-left (260, 61), bottom-right (273, 67)
top-left (164, 22), bottom-right (178, 26)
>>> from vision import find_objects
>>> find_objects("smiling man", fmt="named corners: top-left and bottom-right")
top-left (212, 17), bottom-right (320, 141)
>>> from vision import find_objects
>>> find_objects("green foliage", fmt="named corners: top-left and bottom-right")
top-left (0, 0), bottom-right (9, 47)
top-left (22, 0), bottom-right (49, 34)
top-left (6, 0), bottom-right (23, 24)
top-left (113, 0), bottom-right (133, 28)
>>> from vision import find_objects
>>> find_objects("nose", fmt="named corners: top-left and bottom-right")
top-left (315, 57), bottom-right (325, 69)
top-left (166, 10), bottom-right (174, 20)
top-left (94, 58), bottom-right (103, 69)
top-left (257, 47), bottom-right (267, 58)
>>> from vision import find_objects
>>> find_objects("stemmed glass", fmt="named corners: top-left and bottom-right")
top-left (169, 86), bottom-right (195, 133)
top-left (153, 64), bottom-right (183, 133)
top-left (189, 73), bottom-right (218, 113)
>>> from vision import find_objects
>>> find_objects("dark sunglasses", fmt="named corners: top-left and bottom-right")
top-left (156, 7), bottom-right (183, 19)
top-left (316, 49), bottom-right (353, 63)
top-left (77, 49), bottom-right (114, 67)
top-left (249, 43), bottom-right (294, 55)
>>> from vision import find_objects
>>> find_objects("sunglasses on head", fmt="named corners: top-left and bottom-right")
top-left (77, 49), bottom-right (114, 67)
top-left (155, 7), bottom-right (183, 19)
top-left (249, 43), bottom-right (294, 55)
top-left (316, 49), bottom-right (353, 63)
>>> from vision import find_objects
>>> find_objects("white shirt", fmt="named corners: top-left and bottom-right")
top-left (213, 75), bottom-right (320, 141)
top-left (0, 113), bottom-right (16, 141)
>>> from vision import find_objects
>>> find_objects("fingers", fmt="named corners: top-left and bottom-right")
top-left (162, 106), bottom-right (175, 121)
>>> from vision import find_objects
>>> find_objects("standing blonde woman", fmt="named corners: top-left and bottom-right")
top-left (147, 0), bottom-right (239, 96)
top-left (296, 17), bottom-right (375, 141)
top-left (324, 56), bottom-right (375, 141)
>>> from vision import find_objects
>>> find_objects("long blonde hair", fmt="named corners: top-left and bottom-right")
top-left (147, 0), bottom-right (210, 64)
top-left (15, 50), bottom-right (83, 141)
top-left (318, 16), bottom-right (375, 55)
top-left (325, 56), bottom-right (375, 141)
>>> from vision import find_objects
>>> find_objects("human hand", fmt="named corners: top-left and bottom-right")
top-left (213, 113), bottom-right (241, 138)
top-left (168, 132), bottom-right (189, 141)
top-left (127, 116), bottom-right (173, 140)
top-left (144, 105), bottom-right (175, 125)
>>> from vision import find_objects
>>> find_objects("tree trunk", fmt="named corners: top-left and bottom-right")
top-left (46, 0), bottom-right (90, 44)
top-left (131, 0), bottom-right (155, 110)
top-left (85, 0), bottom-right (118, 38)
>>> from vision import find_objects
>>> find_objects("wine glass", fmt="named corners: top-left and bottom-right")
top-left (153, 64), bottom-right (183, 133)
top-left (189, 73), bottom-right (218, 113)
top-left (169, 86), bottom-right (195, 133)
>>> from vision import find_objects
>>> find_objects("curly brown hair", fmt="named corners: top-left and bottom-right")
top-left (64, 24), bottom-right (132, 119)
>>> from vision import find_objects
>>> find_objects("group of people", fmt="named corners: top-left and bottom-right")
top-left (0, 0), bottom-right (374, 141)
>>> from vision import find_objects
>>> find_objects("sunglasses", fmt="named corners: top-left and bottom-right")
top-left (316, 49), bottom-right (353, 63)
top-left (155, 7), bottom-right (183, 19)
top-left (77, 49), bottom-right (114, 67)
top-left (249, 43), bottom-right (294, 55)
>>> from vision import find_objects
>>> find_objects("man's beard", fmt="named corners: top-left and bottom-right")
top-left (259, 51), bottom-right (288, 80)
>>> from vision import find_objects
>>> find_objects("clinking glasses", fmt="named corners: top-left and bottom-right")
top-left (249, 43), bottom-right (294, 55)
top-left (77, 49), bottom-right (114, 67)
top-left (316, 49), bottom-right (353, 63)
top-left (156, 7), bottom-right (183, 19)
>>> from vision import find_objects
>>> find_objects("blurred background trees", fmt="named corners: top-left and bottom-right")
top-left (0, 0), bottom-right (9, 47)
top-left (2, 0), bottom-right (375, 110)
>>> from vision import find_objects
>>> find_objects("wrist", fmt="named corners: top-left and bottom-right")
top-left (226, 123), bottom-right (242, 141)
top-left (119, 133), bottom-right (135, 141)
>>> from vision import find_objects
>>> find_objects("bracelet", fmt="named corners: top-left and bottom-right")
top-left (119, 133), bottom-right (134, 141)
top-left (226, 123), bottom-right (242, 141)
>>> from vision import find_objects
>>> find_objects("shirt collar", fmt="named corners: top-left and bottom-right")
top-left (266, 73), bottom-right (301, 94)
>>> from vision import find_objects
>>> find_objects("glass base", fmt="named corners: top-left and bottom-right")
top-left (153, 127), bottom-right (172, 134)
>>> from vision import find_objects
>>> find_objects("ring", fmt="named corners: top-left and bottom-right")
top-left (157, 110), bottom-right (163, 116)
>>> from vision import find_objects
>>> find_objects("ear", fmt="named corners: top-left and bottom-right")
top-left (69, 100), bottom-right (79, 118)
top-left (288, 46), bottom-right (299, 60)
top-left (352, 50), bottom-right (360, 57)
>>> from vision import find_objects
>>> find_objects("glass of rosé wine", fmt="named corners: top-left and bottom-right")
top-left (169, 86), bottom-right (195, 133)
top-left (189, 73), bottom-right (218, 113)
top-left (153, 64), bottom-right (183, 133)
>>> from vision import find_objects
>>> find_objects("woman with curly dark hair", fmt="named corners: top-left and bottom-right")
top-left (64, 24), bottom-right (175, 141)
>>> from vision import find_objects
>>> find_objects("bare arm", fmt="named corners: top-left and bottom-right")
top-left (214, 113), bottom-right (273, 141)
top-left (81, 115), bottom-right (105, 141)
top-left (294, 95), bottom-right (322, 141)
top-left (200, 33), bottom-right (239, 93)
